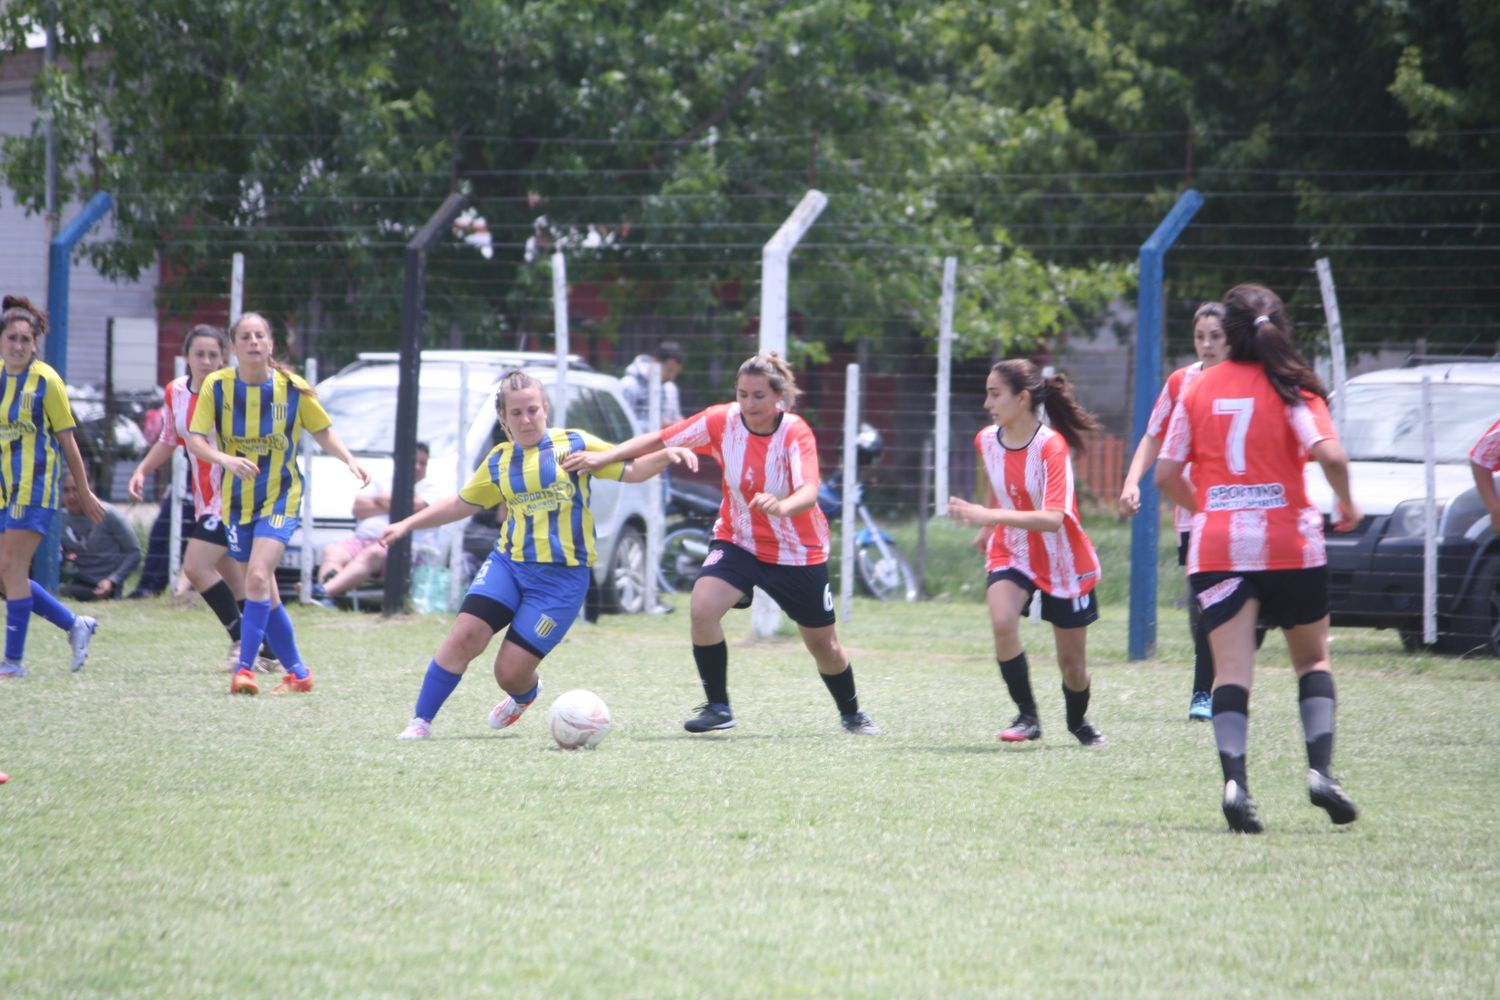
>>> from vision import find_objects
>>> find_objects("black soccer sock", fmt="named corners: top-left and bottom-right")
top-left (1062, 681), bottom-right (1090, 731)
top-left (820, 664), bottom-right (859, 716)
top-left (1298, 671), bottom-right (1337, 777)
top-left (1212, 685), bottom-right (1251, 789)
top-left (693, 641), bottom-right (730, 707)
top-left (998, 653), bottom-right (1036, 716)
top-left (202, 581), bottom-right (242, 638)
top-left (1189, 598), bottom-right (1214, 695)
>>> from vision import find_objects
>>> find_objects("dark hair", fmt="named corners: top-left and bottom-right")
top-left (182, 323), bottom-right (228, 356)
top-left (416, 441), bottom-right (430, 455)
top-left (654, 340), bottom-right (686, 364)
top-left (990, 359), bottom-right (1100, 454)
top-left (230, 311), bottom-right (317, 398)
top-left (1, 294), bottom-right (47, 339)
top-left (1221, 284), bottom-right (1327, 405)
top-left (1192, 301), bottom-right (1225, 327)
top-left (737, 353), bottom-right (802, 410)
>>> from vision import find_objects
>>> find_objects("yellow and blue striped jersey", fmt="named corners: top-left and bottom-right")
top-left (459, 429), bottom-right (626, 567)
top-left (188, 367), bottom-right (331, 524)
top-left (0, 359), bottom-right (76, 510)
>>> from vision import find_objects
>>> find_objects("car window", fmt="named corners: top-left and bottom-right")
top-left (1341, 382), bottom-right (1498, 463)
top-left (559, 386), bottom-right (608, 439)
top-left (594, 389), bottom-right (636, 444)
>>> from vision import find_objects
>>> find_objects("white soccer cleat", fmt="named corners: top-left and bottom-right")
top-left (488, 679), bottom-right (542, 730)
top-left (68, 616), bottom-right (97, 672)
top-left (397, 717), bottom-right (432, 740)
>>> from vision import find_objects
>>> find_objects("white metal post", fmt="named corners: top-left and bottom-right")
top-left (1421, 375), bottom-right (1437, 645)
top-left (298, 358), bottom-right (319, 603)
top-left (645, 361), bottom-right (664, 613)
top-left (1315, 258), bottom-right (1348, 437)
top-left (840, 364), bottom-right (860, 618)
top-left (167, 356), bottom-right (188, 588)
top-left (750, 189), bottom-right (827, 639)
top-left (935, 256), bottom-right (956, 517)
top-left (449, 362), bottom-right (471, 609)
top-left (551, 251), bottom-right (569, 427)
top-left (229, 253), bottom-right (245, 328)
top-left (757, 190), bottom-right (828, 358)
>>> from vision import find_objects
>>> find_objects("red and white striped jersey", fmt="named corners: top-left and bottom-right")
top-left (1161, 361), bottom-right (1335, 574)
top-left (662, 403), bottom-right (830, 566)
top-left (159, 375), bottom-right (224, 519)
top-left (975, 423), bottom-right (1100, 599)
top-left (1471, 417), bottom-right (1500, 472)
top-left (1146, 361), bottom-right (1204, 534)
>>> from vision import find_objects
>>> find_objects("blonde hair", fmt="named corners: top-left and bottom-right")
top-left (230, 311), bottom-right (316, 397)
top-left (736, 352), bottom-right (801, 410)
top-left (493, 369), bottom-right (549, 440)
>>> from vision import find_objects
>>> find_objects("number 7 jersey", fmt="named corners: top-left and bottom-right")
top-left (1161, 360), bottom-right (1336, 574)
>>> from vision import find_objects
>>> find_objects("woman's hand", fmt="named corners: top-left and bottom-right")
top-left (1117, 483), bottom-right (1141, 517)
top-left (127, 469), bottom-right (147, 502)
top-left (662, 447), bottom-right (699, 472)
top-left (79, 488), bottom-right (106, 524)
top-left (748, 492), bottom-right (785, 518)
top-left (224, 456), bottom-right (259, 483)
top-left (1332, 498), bottom-right (1363, 533)
top-left (347, 457), bottom-right (372, 488)
top-left (561, 450), bottom-right (610, 475)
top-left (378, 519), bottom-right (410, 548)
top-left (946, 496), bottom-right (993, 528)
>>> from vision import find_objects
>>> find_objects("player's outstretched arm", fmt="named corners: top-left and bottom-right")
top-left (379, 495), bottom-right (486, 547)
top-left (561, 430), bottom-right (665, 475)
top-left (947, 496), bottom-right (1063, 533)
top-left (621, 446), bottom-right (698, 483)
top-left (128, 440), bottom-right (178, 501)
top-left (311, 427), bottom-right (371, 487)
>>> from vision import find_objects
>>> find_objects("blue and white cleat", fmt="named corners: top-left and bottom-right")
top-left (68, 616), bottom-right (97, 672)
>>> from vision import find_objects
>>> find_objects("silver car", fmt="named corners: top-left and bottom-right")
top-left (279, 350), bottom-right (657, 613)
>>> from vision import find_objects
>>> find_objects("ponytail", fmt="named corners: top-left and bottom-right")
top-left (991, 359), bottom-right (1100, 454)
top-left (1221, 284), bottom-right (1326, 406)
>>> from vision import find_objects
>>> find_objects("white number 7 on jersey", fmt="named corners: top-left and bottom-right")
top-left (1213, 397), bottom-right (1254, 474)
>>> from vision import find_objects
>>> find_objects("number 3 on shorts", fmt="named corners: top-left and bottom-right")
top-left (822, 584), bottom-right (833, 612)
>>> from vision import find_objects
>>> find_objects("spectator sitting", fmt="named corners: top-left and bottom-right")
top-left (314, 442), bottom-right (438, 605)
top-left (621, 340), bottom-right (685, 429)
top-left (60, 473), bottom-right (142, 602)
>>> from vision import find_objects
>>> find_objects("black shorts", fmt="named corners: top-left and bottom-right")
top-left (698, 540), bottom-right (835, 629)
top-left (189, 514), bottom-right (229, 547)
top-left (1190, 566), bottom-right (1329, 634)
top-left (1177, 530), bottom-right (1191, 568)
top-left (986, 568), bottom-right (1099, 630)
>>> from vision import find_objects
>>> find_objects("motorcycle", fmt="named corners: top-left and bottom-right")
top-left (655, 424), bottom-right (919, 603)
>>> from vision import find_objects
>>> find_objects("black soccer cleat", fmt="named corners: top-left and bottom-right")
top-left (1222, 780), bottom-right (1264, 834)
top-left (1069, 721), bottom-right (1108, 747)
top-left (998, 713), bottom-right (1041, 743)
top-left (840, 710), bottom-right (882, 735)
top-left (683, 702), bottom-right (736, 733)
top-left (1307, 770), bottom-right (1359, 825)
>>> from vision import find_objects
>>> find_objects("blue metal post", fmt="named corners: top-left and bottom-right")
top-left (1127, 188), bottom-right (1203, 662)
top-left (38, 191), bottom-right (114, 591)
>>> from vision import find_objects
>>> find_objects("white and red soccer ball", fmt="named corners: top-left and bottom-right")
top-left (547, 689), bottom-right (611, 750)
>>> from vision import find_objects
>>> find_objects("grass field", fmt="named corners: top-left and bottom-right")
top-left (3, 583), bottom-right (1498, 997)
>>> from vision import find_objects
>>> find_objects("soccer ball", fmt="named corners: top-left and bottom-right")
top-left (547, 689), bottom-right (611, 750)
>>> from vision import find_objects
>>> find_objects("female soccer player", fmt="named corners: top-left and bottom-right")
top-left (948, 360), bottom-right (1107, 747)
top-left (186, 312), bottom-right (369, 695)
top-left (1470, 417), bottom-right (1500, 534)
top-left (0, 295), bottom-right (105, 678)
top-left (563, 353), bottom-right (882, 736)
top-left (1156, 283), bottom-right (1361, 834)
top-left (386, 369), bottom-right (695, 740)
top-left (1119, 302), bottom-right (1228, 720)
top-left (128, 324), bottom-right (273, 671)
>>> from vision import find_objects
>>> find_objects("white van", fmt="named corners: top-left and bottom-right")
top-left (279, 351), bottom-right (656, 613)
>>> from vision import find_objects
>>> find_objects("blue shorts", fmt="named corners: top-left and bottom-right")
top-left (462, 552), bottom-right (588, 658)
top-left (224, 514), bottom-right (301, 562)
top-left (0, 502), bottom-right (56, 534)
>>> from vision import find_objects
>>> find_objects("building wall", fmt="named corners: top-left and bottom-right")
top-left (0, 48), bottom-right (157, 389)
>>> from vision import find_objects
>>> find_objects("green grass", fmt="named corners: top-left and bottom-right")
top-left (2, 596), bottom-right (1497, 997)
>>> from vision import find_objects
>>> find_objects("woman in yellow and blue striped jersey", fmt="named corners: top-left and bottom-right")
top-left (382, 369), bottom-right (696, 740)
top-left (0, 295), bottom-right (106, 678)
top-left (186, 312), bottom-right (369, 696)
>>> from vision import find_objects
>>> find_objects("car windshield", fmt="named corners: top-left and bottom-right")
top-left (320, 383), bottom-right (490, 456)
top-left (1340, 382), bottom-right (1498, 462)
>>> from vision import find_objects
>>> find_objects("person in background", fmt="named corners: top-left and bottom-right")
top-left (59, 472), bottom-right (141, 601)
top-left (315, 442), bottom-right (437, 605)
top-left (947, 360), bottom-right (1108, 748)
top-left (0, 295), bottom-right (103, 678)
top-left (621, 340), bottom-right (685, 429)
top-left (1157, 282), bottom-right (1361, 834)
top-left (565, 353), bottom-right (882, 736)
top-left (1118, 302), bottom-right (1229, 721)
top-left (1470, 416), bottom-right (1500, 533)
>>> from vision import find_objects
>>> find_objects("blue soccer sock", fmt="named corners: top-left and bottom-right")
top-left (263, 603), bottom-right (308, 679)
top-left (413, 660), bottom-right (464, 722)
top-left (238, 598), bottom-right (271, 673)
top-left (5, 596), bottom-right (34, 662)
top-left (29, 581), bottom-right (76, 631)
top-left (511, 680), bottom-right (540, 704)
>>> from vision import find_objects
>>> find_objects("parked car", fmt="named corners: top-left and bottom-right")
top-left (1304, 359), bottom-right (1500, 655)
top-left (277, 350), bottom-right (656, 613)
